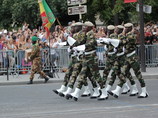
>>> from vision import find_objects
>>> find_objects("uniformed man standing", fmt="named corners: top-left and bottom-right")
top-left (28, 36), bottom-right (49, 84)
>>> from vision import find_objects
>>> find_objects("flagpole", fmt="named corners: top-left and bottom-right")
top-left (56, 18), bottom-right (64, 30)
top-left (48, 32), bottom-right (55, 78)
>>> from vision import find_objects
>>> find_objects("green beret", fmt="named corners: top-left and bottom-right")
top-left (31, 36), bottom-right (39, 41)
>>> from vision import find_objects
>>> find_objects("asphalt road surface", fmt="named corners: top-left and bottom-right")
top-left (0, 79), bottom-right (158, 118)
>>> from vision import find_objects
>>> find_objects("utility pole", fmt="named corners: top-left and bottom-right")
top-left (139, 0), bottom-right (146, 72)
top-left (112, 0), bottom-right (119, 25)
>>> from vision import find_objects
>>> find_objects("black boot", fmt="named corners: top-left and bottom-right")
top-left (27, 80), bottom-right (33, 84)
top-left (44, 76), bottom-right (49, 83)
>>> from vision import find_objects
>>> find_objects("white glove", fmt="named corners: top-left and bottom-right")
top-left (104, 45), bottom-right (108, 51)
top-left (67, 47), bottom-right (71, 53)
top-left (97, 40), bottom-right (101, 44)
top-left (113, 48), bottom-right (117, 52)
top-left (99, 38), bottom-right (110, 44)
top-left (64, 33), bottom-right (69, 38)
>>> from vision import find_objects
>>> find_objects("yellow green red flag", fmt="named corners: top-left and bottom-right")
top-left (38, 0), bottom-right (56, 37)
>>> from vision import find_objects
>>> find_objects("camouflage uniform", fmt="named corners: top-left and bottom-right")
top-left (73, 30), bottom-right (104, 89)
top-left (108, 33), bottom-right (135, 87)
top-left (102, 33), bottom-right (118, 86)
top-left (62, 33), bottom-right (79, 87)
top-left (122, 31), bottom-right (145, 87)
top-left (29, 43), bottom-right (48, 80)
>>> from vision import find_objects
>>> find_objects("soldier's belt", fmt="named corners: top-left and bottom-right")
top-left (84, 50), bottom-right (96, 55)
top-left (108, 51), bottom-right (116, 55)
top-left (117, 52), bottom-right (124, 56)
top-left (126, 51), bottom-right (136, 57)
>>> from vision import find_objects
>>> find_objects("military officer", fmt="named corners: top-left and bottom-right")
top-left (28, 36), bottom-right (49, 84)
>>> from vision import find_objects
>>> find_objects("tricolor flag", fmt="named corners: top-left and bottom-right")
top-left (38, 0), bottom-right (56, 38)
top-left (124, 0), bottom-right (137, 3)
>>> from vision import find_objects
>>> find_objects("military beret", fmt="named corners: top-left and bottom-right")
top-left (31, 36), bottom-right (39, 41)
top-left (117, 25), bottom-right (124, 29)
top-left (107, 25), bottom-right (115, 30)
top-left (84, 21), bottom-right (94, 27)
top-left (124, 23), bottom-right (133, 28)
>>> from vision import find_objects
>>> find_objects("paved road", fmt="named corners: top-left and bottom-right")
top-left (0, 79), bottom-right (158, 118)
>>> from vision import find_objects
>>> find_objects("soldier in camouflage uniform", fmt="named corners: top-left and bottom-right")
top-left (102, 25), bottom-right (117, 83)
top-left (27, 36), bottom-right (49, 84)
top-left (98, 25), bottom-right (119, 99)
top-left (53, 23), bottom-right (79, 94)
top-left (67, 21), bottom-right (106, 101)
top-left (123, 23), bottom-right (148, 98)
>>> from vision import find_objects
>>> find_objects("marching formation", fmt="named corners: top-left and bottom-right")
top-left (53, 21), bottom-right (149, 101)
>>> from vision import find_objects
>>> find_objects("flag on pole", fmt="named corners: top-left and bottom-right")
top-left (38, 0), bottom-right (56, 38)
top-left (124, 0), bottom-right (137, 3)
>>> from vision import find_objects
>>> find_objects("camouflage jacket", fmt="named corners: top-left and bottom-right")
top-left (30, 43), bottom-right (41, 61)
top-left (73, 30), bottom-right (97, 52)
top-left (116, 33), bottom-right (125, 54)
top-left (107, 33), bottom-right (118, 53)
top-left (123, 31), bottom-right (137, 54)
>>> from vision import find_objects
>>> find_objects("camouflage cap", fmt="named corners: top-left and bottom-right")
top-left (31, 36), bottom-right (39, 41)
top-left (107, 25), bottom-right (115, 30)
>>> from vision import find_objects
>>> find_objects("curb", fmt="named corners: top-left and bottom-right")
top-left (0, 74), bottom-right (158, 86)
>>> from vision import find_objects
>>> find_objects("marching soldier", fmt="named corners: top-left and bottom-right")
top-left (53, 23), bottom-right (79, 94)
top-left (27, 36), bottom-right (49, 84)
top-left (99, 25), bottom-right (119, 98)
top-left (124, 23), bottom-right (148, 98)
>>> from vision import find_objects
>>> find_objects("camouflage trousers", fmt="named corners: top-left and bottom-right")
top-left (76, 54), bottom-right (104, 89)
top-left (62, 57), bottom-right (77, 86)
top-left (30, 58), bottom-right (47, 80)
top-left (122, 54), bottom-right (145, 87)
top-left (68, 60), bottom-right (97, 89)
top-left (103, 55), bottom-right (126, 87)
top-left (108, 55), bottom-right (135, 87)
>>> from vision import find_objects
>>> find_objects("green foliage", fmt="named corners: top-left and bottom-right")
top-left (1, 0), bottom-right (158, 29)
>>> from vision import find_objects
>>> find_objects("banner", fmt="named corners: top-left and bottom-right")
top-left (38, 0), bottom-right (56, 37)
top-left (124, 0), bottom-right (137, 3)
